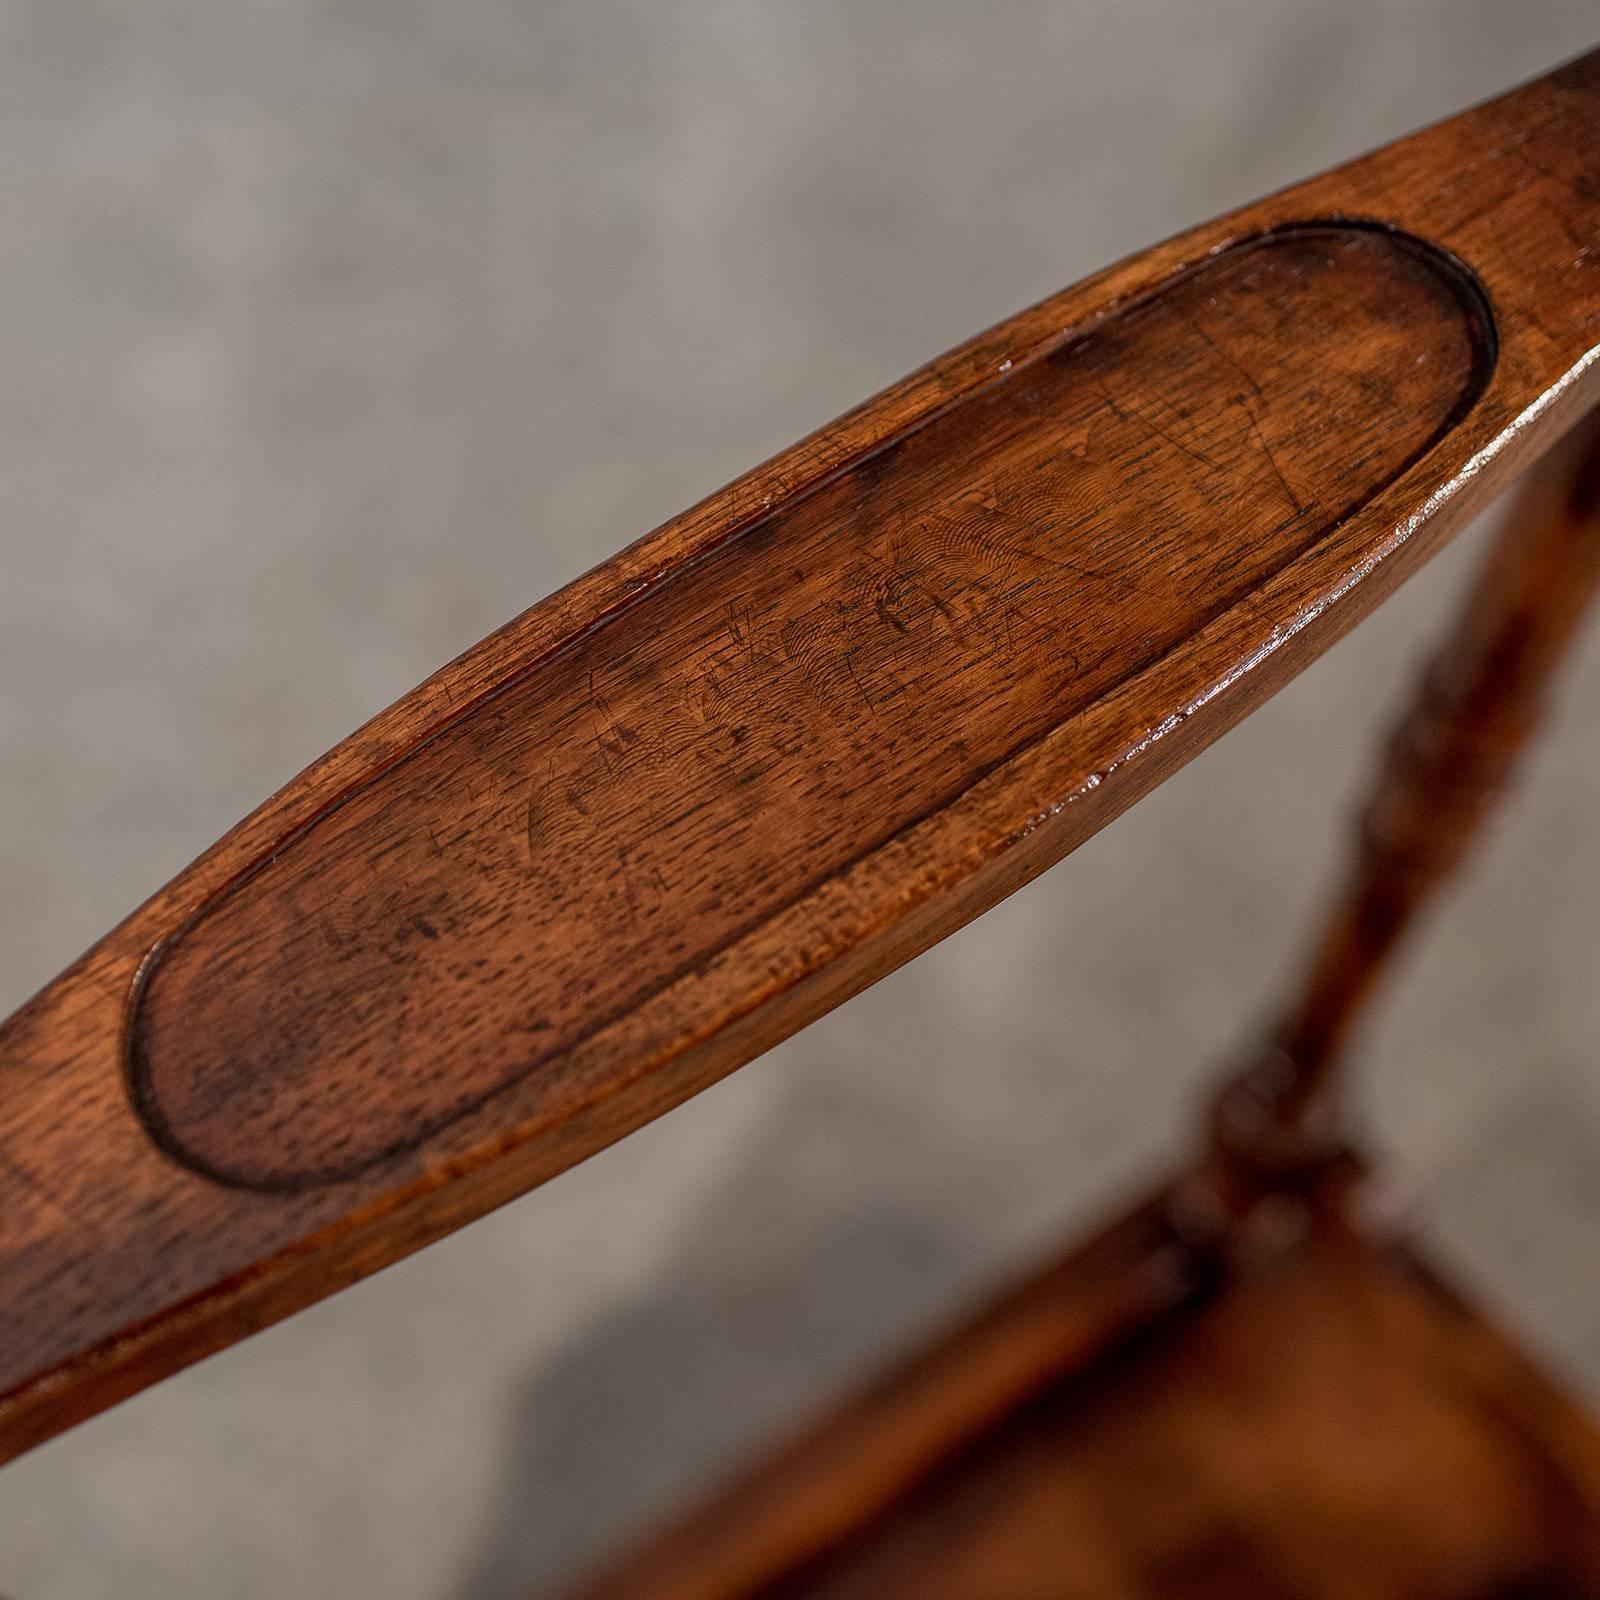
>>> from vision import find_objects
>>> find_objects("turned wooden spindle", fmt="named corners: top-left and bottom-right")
top-left (1205, 408), bottom-right (1600, 1216)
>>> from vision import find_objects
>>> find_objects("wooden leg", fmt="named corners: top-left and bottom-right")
top-left (1186, 408), bottom-right (1600, 1242)
top-left (568, 411), bottom-right (1600, 1600)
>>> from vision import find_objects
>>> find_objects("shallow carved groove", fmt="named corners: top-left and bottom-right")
top-left (5, 49), bottom-right (1600, 1467)
top-left (128, 225), bottom-right (1493, 1191)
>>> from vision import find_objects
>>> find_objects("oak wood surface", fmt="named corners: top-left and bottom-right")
top-left (4, 49), bottom-right (1600, 1460)
top-left (133, 223), bottom-right (1489, 1192)
top-left (568, 1181), bottom-right (1600, 1599)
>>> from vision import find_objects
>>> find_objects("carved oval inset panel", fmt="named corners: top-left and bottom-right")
top-left (128, 225), bottom-right (1494, 1190)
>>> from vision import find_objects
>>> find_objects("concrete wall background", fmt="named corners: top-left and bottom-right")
top-left (2, 4), bottom-right (1599, 1595)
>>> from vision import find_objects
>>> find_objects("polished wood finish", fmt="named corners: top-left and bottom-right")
top-left (562, 124), bottom-right (1600, 1600)
top-left (568, 1178), bottom-right (1600, 1600)
top-left (1199, 406), bottom-right (1600, 1217)
top-left (5, 50), bottom-right (1600, 1465)
top-left (131, 224), bottom-right (1489, 1193)
top-left (1282, 410), bottom-right (1600, 1085)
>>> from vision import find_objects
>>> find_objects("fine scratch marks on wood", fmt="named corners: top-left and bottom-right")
top-left (1094, 381), bottom-right (1229, 477)
top-left (1245, 409), bottom-right (1308, 516)
top-left (0, 1140), bottom-right (101, 1243)
top-left (125, 224), bottom-right (1494, 1192)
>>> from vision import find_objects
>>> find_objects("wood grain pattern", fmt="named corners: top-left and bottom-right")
top-left (130, 224), bottom-right (1489, 1191)
top-left (568, 1180), bottom-right (1600, 1599)
top-left (4, 48), bottom-right (1600, 1460)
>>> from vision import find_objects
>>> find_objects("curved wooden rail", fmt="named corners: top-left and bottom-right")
top-left (3, 49), bottom-right (1600, 1462)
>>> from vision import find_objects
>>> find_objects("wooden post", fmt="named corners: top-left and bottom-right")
top-left (1191, 408), bottom-right (1600, 1240)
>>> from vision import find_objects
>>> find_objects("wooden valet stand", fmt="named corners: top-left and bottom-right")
top-left (6, 46), bottom-right (1600, 1600)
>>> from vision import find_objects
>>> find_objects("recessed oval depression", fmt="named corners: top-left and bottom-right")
top-left (127, 224), bottom-right (1495, 1190)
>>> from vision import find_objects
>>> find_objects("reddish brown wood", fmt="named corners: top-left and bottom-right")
top-left (576, 299), bottom-right (1600, 1600)
top-left (567, 1177), bottom-right (1600, 1599)
top-left (4, 49), bottom-right (1600, 1462)
top-left (1202, 404), bottom-right (1600, 1210)
top-left (131, 224), bottom-right (1489, 1192)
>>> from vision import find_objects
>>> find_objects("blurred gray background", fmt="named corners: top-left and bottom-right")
top-left (3, 3), bottom-right (1600, 1595)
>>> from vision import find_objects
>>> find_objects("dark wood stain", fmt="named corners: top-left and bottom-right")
top-left (128, 226), bottom-right (1492, 1189)
top-left (4, 49), bottom-right (1600, 1466)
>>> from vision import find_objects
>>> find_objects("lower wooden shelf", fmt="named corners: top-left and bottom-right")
top-left (566, 1174), bottom-right (1600, 1599)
